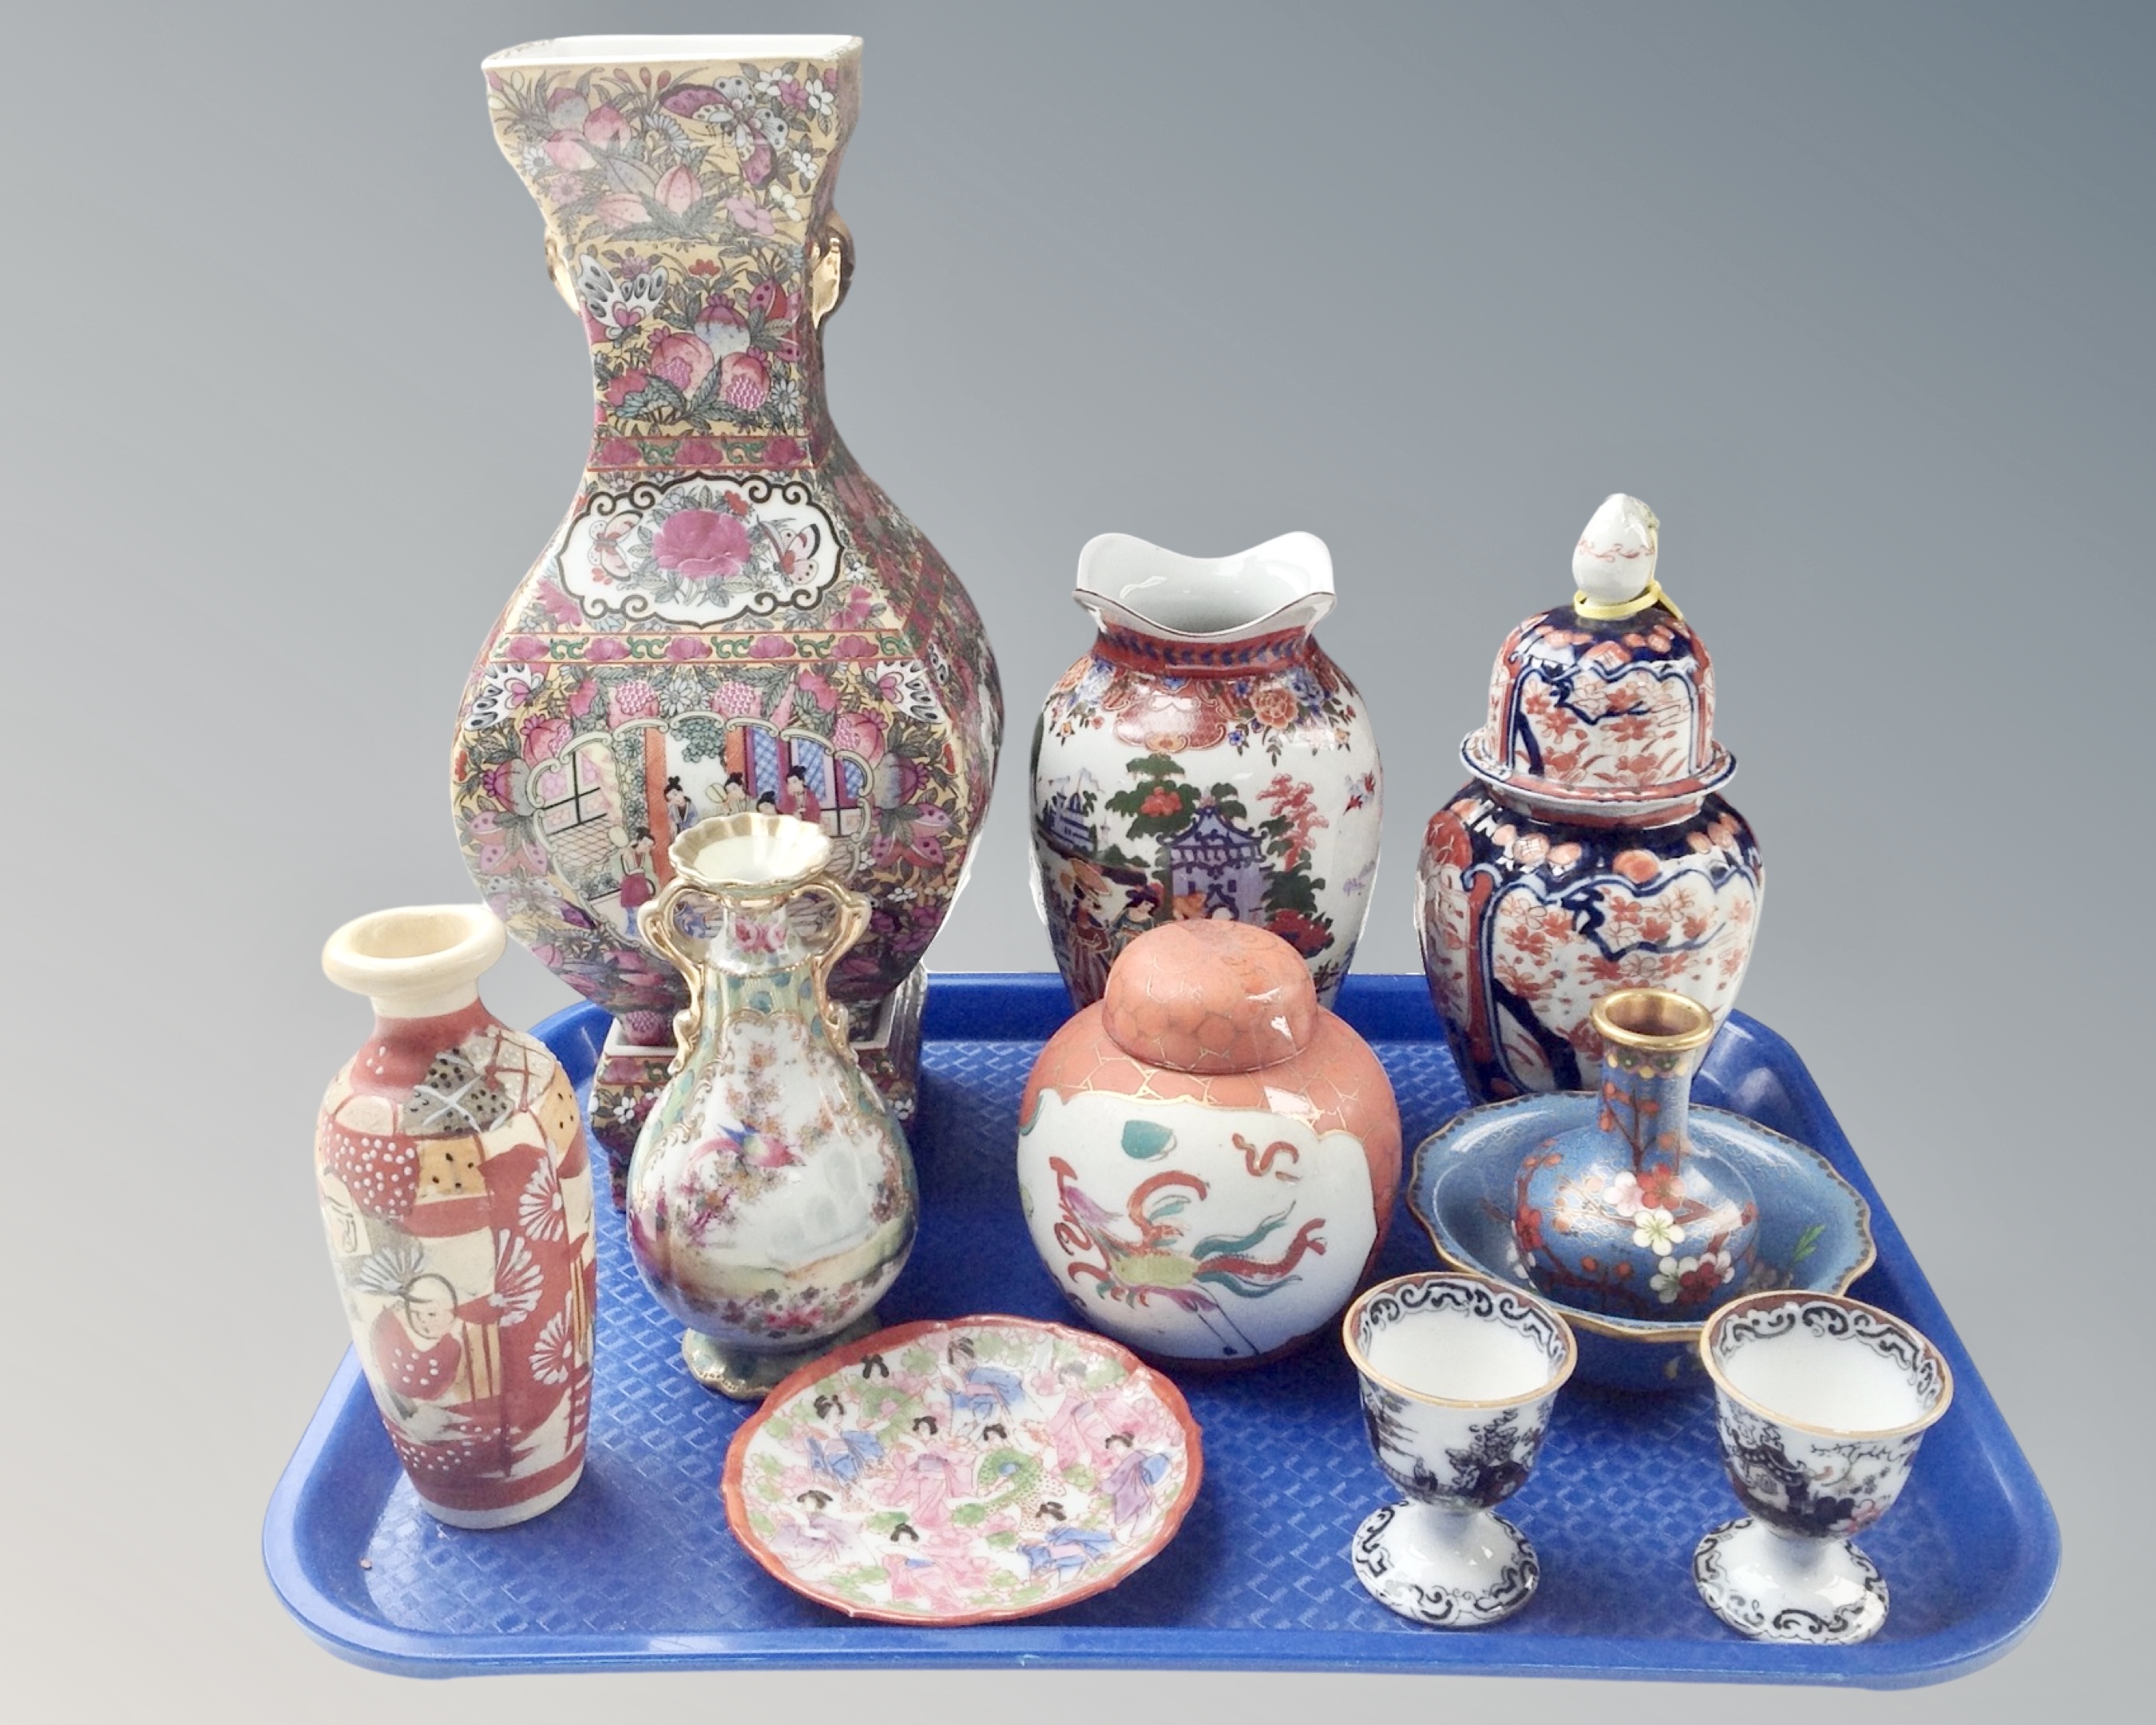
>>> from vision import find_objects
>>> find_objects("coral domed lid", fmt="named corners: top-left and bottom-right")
top-left (1102, 921), bottom-right (1318, 1074)
top-left (1462, 494), bottom-right (1735, 815)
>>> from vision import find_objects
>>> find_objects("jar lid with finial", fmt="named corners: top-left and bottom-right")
top-left (1462, 494), bottom-right (1736, 818)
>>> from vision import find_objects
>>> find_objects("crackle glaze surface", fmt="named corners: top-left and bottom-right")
top-left (1018, 923), bottom-right (1399, 1366)
top-left (1032, 626), bottom-right (1379, 1008)
top-left (723, 1316), bottom-right (1201, 1623)
top-left (316, 1003), bottom-right (597, 1525)
top-left (453, 40), bottom-right (1001, 1084)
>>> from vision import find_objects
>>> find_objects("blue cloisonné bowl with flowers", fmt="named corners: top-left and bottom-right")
top-left (1409, 1095), bottom-right (1874, 1393)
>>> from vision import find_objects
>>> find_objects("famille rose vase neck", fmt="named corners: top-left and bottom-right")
top-left (1075, 532), bottom-right (1335, 675)
top-left (485, 36), bottom-right (860, 472)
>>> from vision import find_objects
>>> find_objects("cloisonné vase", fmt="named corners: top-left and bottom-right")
top-left (315, 906), bottom-right (596, 1527)
top-left (628, 813), bottom-right (917, 1399)
top-left (1030, 532), bottom-right (1381, 1008)
top-left (1416, 495), bottom-right (1762, 1101)
top-left (1511, 989), bottom-right (1758, 1321)
top-left (1017, 919), bottom-right (1401, 1368)
top-left (453, 37), bottom-right (1001, 1201)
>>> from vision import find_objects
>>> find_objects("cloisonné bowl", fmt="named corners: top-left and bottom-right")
top-left (1408, 1096), bottom-right (1874, 1392)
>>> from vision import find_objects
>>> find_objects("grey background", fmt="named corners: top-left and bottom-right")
top-left (6, 0), bottom-right (2147, 1717)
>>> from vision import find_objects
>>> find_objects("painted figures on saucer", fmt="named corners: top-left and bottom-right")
top-left (1342, 1273), bottom-right (1576, 1627)
top-left (723, 1315), bottom-right (1202, 1622)
top-left (1694, 1292), bottom-right (1953, 1644)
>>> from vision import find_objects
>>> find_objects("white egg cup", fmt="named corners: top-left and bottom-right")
top-left (1694, 1291), bottom-right (1954, 1644)
top-left (1341, 1272), bottom-right (1576, 1628)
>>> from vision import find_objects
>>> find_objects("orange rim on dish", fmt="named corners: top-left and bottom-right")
top-left (720, 1314), bottom-right (1204, 1625)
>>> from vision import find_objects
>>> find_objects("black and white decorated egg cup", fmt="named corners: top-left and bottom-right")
top-left (1341, 1273), bottom-right (1576, 1628)
top-left (1694, 1292), bottom-right (1954, 1644)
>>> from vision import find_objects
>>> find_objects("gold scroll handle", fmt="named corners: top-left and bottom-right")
top-left (638, 870), bottom-right (873, 1073)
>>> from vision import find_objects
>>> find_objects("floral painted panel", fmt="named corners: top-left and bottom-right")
top-left (459, 42), bottom-right (1002, 1038)
top-left (725, 1318), bottom-right (1200, 1623)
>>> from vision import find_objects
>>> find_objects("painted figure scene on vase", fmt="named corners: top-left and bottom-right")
top-left (1031, 533), bottom-right (1381, 1009)
top-left (454, 38), bottom-right (1001, 1170)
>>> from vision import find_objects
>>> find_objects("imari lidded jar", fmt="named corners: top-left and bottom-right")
top-left (453, 38), bottom-right (1001, 1197)
top-left (1029, 531), bottom-right (1382, 1008)
top-left (1416, 495), bottom-right (1763, 1102)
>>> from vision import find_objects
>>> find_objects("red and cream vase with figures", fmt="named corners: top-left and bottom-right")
top-left (1017, 920), bottom-right (1401, 1368)
top-left (1029, 532), bottom-right (1381, 1008)
top-left (627, 812), bottom-right (917, 1400)
top-left (1416, 495), bottom-right (1764, 1103)
top-left (453, 36), bottom-right (1001, 1204)
top-left (315, 906), bottom-right (597, 1528)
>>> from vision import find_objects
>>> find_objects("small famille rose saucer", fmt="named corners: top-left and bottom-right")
top-left (721, 1315), bottom-right (1203, 1624)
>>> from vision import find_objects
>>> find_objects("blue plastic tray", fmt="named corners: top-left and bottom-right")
top-left (264, 974), bottom-right (2055, 1684)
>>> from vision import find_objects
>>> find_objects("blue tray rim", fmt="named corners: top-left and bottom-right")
top-left (263, 973), bottom-right (2059, 1685)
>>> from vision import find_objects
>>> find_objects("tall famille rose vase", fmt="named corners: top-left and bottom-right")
top-left (1416, 496), bottom-right (1764, 1102)
top-left (1030, 532), bottom-right (1382, 1008)
top-left (315, 906), bottom-right (596, 1528)
top-left (453, 36), bottom-right (1001, 1200)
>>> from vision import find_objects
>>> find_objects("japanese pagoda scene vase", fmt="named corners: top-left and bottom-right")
top-left (1017, 919), bottom-right (1401, 1368)
top-left (1030, 531), bottom-right (1382, 1008)
top-left (453, 36), bottom-right (1002, 1201)
top-left (1416, 494), bottom-right (1762, 1102)
top-left (314, 906), bottom-right (597, 1528)
top-left (627, 812), bottom-right (917, 1400)
top-left (1511, 989), bottom-right (1759, 1322)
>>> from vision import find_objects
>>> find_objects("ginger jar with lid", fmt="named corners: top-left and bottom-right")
top-left (1416, 496), bottom-right (1764, 1102)
top-left (1017, 920), bottom-right (1401, 1368)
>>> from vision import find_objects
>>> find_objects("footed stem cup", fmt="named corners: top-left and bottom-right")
top-left (1694, 1291), bottom-right (1953, 1644)
top-left (1341, 1273), bottom-right (1575, 1628)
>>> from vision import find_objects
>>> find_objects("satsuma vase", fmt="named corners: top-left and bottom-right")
top-left (315, 906), bottom-right (597, 1527)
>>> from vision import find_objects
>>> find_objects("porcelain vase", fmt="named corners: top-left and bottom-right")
top-left (315, 906), bottom-right (597, 1527)
top-left (453, 35), bottom-right (1001, 1200)
top-left (1417, 496), bottom-right (1762, 1101)
top-left (1017, 918), bottom-right (1401, 1367)
top-left (628, 812), bottom-right (917, 1398)
top-left (1030, 532), bottom-right (1381, 1008)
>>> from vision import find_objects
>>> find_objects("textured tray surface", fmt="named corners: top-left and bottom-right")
top-left (265, 976), bottom-right (2055, 1683)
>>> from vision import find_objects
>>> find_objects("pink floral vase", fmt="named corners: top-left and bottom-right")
top-left (315, 906), bottom-right (596, 1527)
top-left (1416, 496), bottom-right (1763, 1101)
top-left (453, 36), bottom-right (1001, 1200)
